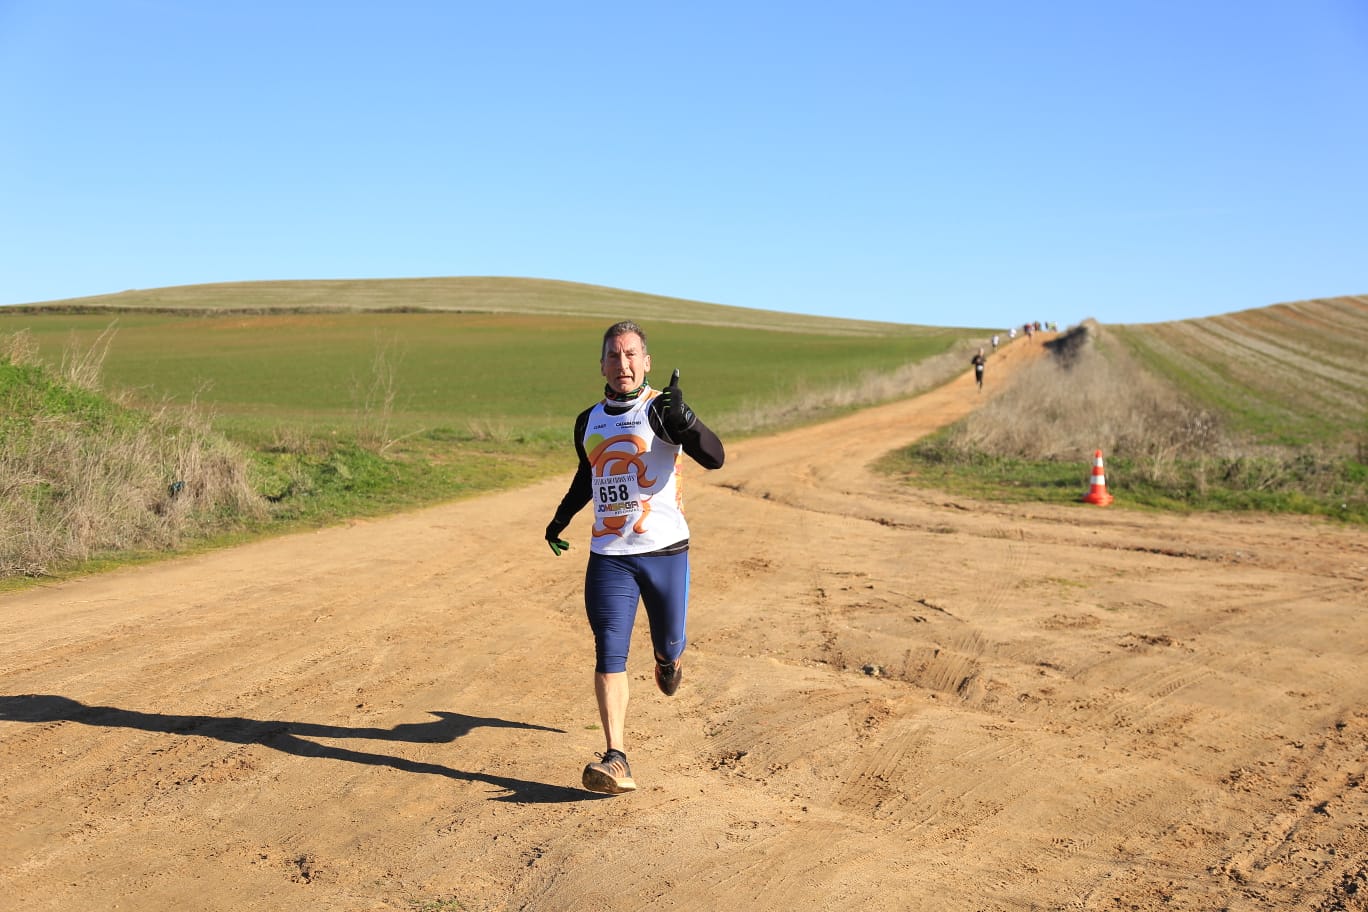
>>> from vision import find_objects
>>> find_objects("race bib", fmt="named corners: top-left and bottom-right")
top-left (595, 472), bottom-right (643, 524)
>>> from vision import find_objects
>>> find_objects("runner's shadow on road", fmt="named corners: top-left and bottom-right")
top-left (0, 693), bottom-right (607, 804)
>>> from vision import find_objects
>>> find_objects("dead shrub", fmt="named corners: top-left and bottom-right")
top-left (59, 322), bottom-right (118, 391)
top-left (352, 334), bottom-right (405, 452)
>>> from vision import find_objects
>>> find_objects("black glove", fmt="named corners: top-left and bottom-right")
top-left (545, 518), bottom-right (571, 557)
top-left (656, 369), bottom-right (696, 438)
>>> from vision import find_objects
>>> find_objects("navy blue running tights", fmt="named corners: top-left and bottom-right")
top-left (584, 551), bottom-right (689, 674)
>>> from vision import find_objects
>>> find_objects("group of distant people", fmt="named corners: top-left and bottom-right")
top-left (971, 321), bottom-right (1059, 390)
top-left (1003, 321), bottom-right (1058, 344)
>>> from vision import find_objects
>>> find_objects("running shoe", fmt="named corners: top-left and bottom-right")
top-left (655, 658), bottom-right (683, 696)
top-left (582, 749), bottom-right (636, 794)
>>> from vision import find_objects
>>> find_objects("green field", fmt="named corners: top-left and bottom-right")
top-left (1112, 295), bottom-right (1368, 446)
top-left (0, 309), bottom-right (972, 441)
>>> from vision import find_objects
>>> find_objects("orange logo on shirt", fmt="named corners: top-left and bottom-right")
top-left (589, 434), bottom-right (655, 538)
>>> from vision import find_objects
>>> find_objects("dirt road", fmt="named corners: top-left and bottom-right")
top-left (3, 339), bottom-right (1366, 911)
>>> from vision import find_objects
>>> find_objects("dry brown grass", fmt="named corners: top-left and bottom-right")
top-left (717, 340), bottom-right (982, 435)
top-left (1, 331), bottom-right (263, 578)
top-left (350, 334), bottom-right (404, 453)
top-left (944, 323), bottom-right (1222, 473)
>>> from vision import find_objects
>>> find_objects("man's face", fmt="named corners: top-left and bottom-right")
top-left (601, 331), bottom-right (651, 394)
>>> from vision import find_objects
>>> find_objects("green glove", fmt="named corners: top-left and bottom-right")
top-left (545, 519), bottom-right (571, 556)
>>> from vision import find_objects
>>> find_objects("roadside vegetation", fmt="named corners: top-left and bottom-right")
top-left (1, 280), bottom-right (982, 582)
top-left (880, 297), bottom-right (1368, 523)
top-left (0, 330), bottom-right (263, 578)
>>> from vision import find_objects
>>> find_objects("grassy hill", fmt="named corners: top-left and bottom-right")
top-left (1112, 295), bottom-right (1368, 446)
top-left (7, 276), bottom-right (920, 337)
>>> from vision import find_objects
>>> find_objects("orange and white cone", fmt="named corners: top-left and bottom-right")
top-left (1081, 449), bottom-right (1114, 506)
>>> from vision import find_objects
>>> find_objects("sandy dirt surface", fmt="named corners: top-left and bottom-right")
top-left (3, 339), bottom-right (1366, 911)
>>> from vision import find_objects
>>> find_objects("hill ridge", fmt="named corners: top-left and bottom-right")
top-left (6, 276), bottom-right (932, 337)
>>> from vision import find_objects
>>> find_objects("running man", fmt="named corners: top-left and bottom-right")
top-left (544, 320), bottom-right (726, 794)
top-left (971, 347), bottom-right (986, 391)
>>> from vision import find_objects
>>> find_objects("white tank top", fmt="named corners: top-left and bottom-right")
top-left (583, 391), bottom-right (690, 555)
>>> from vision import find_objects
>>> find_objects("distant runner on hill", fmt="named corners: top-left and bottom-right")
top-left (543, 320), bottom-right (726, 795)
top-left (971, 347), bottom-right (987, 391)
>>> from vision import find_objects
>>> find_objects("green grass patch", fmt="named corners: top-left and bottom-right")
top-left (877, 440), bottom-right (1088, 504)
top-left (245, 434), bottom-right (565, 527)
top-left (1, 358), bottom-right (135, 430)
top-left (881, 431), bottom-right (1368, 523)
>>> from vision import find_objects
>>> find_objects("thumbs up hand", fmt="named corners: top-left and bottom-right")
top-left (656, 368), bottom-right (695, 437)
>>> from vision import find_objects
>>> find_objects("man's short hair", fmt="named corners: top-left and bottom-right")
top-left (602, 321), bottom-right (648, 359)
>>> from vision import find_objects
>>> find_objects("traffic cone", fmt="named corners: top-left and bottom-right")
top-left (1081, 449), bottom-right (1114, 506)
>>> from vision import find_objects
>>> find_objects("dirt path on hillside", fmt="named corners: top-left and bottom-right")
top-left (3, 339), bottom-right (1366, 912)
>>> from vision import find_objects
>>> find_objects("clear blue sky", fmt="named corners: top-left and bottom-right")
top-left (2, 1), bottom-right (1365, 328)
